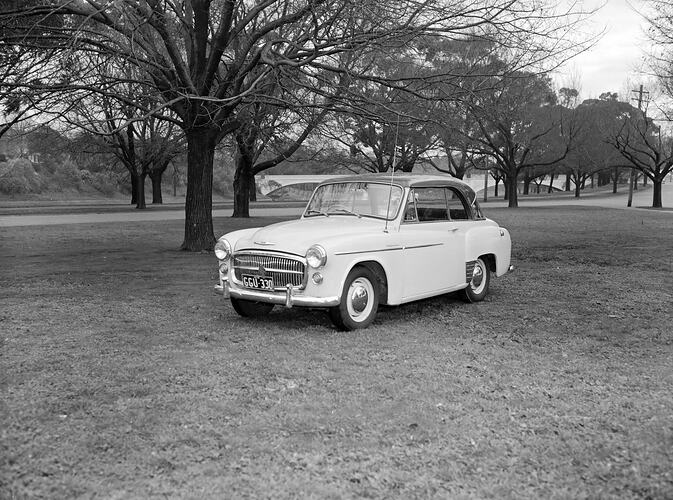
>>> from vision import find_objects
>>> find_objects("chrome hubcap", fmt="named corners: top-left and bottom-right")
top-left (351, 285), bottom-right (368, 313)
top-left (346, 277), bottom-right (374, 321)
top-left (471, 265), bottom-right (484, 288)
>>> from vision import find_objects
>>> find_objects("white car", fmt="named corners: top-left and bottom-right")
top-left (214, 174), bottom-right (513, 330)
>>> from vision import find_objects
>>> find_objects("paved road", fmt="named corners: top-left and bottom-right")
top-left (0, 206), bottom-right (305, 227)
top-left (1, 183), bottom-right (671, 227)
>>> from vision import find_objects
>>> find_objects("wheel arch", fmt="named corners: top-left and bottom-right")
top-left (479, 253), bottom-right (497, 273)
top-left (349, 260), bottom-right (389, 305)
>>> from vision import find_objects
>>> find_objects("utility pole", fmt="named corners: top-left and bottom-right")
top-left (483, 161), bottom-right (489, 203)
top-left (628, 84), bottom-right (649, 207)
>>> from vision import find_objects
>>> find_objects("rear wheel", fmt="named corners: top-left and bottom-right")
top-left (329, 267), bottom-right (379, 330)
top-left (230, 297), bottom-right (274, 317)
top-left (461, 257), bottom-right (490, 303)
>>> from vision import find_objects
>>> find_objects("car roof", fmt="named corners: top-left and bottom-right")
top-left (316, 173), bottom-right (475, 193)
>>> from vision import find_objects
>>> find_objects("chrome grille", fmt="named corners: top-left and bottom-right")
top-left (465, 261), bottom-right (476, 283)
top-left (233, 252), bottom-right (306, 288)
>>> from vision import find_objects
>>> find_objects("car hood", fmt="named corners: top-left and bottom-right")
top-left (235, 216), bottom-right (387, 255)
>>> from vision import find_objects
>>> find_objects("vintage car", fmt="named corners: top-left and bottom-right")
top-left (214, 174), bottom-right (513, 330)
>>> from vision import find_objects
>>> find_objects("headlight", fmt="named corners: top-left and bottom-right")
top-left (214, 238), bottom-right (232, 260)
top-left (306, 244), bottom-right (327, 268)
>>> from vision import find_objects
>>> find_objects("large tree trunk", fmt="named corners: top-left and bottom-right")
top-left (248, 172), bottom-right (257, 202)
top-left (506, 175), bottom-right (518, 207)
top-left (150, 172), bottom-right (163, 204)
top-left (548, 173), bottom-right (555, 193)
top-left (233, 153), bottom-right (253, 217)
top-left (523, 171), bottom-right (531, 195)
top-left (652, 179), bottom-right (662, 208)
top-left (574, 176), bottom-right (581, 198)
top-left (135, 173), bottom-right (147, 209)
top-left (130, 171), bottom-right (139, 205)
top-left (233, 128), bottom-right (257, 217)
top-left (150, 162), bottom-right (169, 204)
top-left (181, 129), bottom-right (217, 251)
top-left (613, 167), bottom-right (619, 193)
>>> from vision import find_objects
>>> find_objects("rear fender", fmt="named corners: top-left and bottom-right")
top-left (465, 225), bottom-right (512, 277)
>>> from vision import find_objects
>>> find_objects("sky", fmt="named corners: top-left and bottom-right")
top-left (554, 0), bottom-right (650, 100)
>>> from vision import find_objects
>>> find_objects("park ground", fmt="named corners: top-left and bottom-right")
top-left (1, 189), bottom-right (672, 498)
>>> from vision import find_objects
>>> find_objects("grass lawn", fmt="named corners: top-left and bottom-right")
top-left (1, 207), bottom-right (672, 499)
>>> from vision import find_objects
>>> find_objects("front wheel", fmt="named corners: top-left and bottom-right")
top-left (230, 297), bottom-right (274, 317)
top-left (461, 257), bottom-right (491, 303)
top-left (329, 267), bottom-right (379, 331)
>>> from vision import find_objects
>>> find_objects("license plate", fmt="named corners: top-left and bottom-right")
top-left (242, 275), bottom-right (274, 290)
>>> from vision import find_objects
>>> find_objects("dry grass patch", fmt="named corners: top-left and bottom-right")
top-left (1, 207), bottom-right (672, 499)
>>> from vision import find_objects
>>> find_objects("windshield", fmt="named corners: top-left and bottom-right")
top-left (304, 182), bottom-right (404, 220)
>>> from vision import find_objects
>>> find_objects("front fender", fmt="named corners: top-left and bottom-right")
top-left (218, 228), bottom-right (262, 251)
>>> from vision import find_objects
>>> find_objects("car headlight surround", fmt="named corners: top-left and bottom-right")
top-left (214, 238), bottom-right (232, 261)
top-left (306, 244), bottom-right (327, 269)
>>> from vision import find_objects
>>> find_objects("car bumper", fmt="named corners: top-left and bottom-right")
top-left (214, 280), bottom-right (339, 308)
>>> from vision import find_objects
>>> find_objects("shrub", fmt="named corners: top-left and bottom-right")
top-left (52, 159), bottom-right (82, 191)
top-left (0, 158), bottom-right (46, 194)
top-left (90, 171), bottom-right (118, 196)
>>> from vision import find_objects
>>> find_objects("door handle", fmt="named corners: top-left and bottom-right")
top-left (448, 227), bottom-right (458, 232)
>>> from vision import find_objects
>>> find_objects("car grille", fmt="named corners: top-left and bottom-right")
top-left (233, 252), bottom-right (306, 288)
top-left (465, 261), bottom-right (476, 283)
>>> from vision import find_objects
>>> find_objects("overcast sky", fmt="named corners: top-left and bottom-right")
top-left (555, 0), bottom-right (649, 100)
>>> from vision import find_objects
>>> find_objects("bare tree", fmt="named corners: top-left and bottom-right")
top-left (465, 73), bottom-right (576, 207)
top-left (62, 79), bottom-right (184, 209)
top-left (643, 1), bottom-right (673, 104)
top-left (0, 8), bottom-right (67, 139)
top-left (609, 106), bottom-right (673, 208)
top-left (1, 0), bottom-right (597, 248)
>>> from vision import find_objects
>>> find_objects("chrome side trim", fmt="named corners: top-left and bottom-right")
top-left (405, 242), bottom-right (444, 250)
top-left (334, 242), bottom-right (442, 256)
top-left (334, 247), bottom-right (403, 256)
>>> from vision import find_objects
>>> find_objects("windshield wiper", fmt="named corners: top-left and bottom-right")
top-left (305, 209), bottom-right (329, 217)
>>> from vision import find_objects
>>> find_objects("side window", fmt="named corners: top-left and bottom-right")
top-left (415, 187), bottom-right (449, 222)
top-left (447, 188), bottom-right (471, 220)
top-left (403, 190), bottom-right (417, 222)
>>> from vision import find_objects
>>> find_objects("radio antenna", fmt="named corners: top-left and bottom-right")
top-left (384, 113), bottom-right (400, 233)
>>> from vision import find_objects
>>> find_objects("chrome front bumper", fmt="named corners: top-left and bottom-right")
top-left (214, 280), bottom-right (339, 308)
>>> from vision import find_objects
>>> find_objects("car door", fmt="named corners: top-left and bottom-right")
top-left (398, 187), bottom-right (466, 301)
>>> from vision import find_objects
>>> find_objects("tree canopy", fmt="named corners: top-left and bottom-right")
top-left (1, 0), bottom-right (598, 248)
